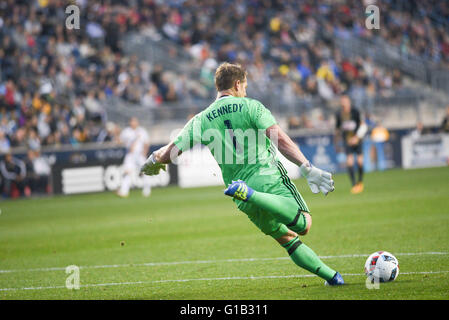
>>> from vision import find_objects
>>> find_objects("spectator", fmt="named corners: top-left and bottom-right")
top-left (371, 122), bottom-right (390, 171)
top-left (0, 0), bottom-right (445, 148)
top-left (0, 130), bottom-right (10, 154)
top-left (410, 122), bottom-right (424, 139)
top-left (440, 106), bottom-right (449, 133)
top-left (0, 153), bottom-right (28, 198)
top-left (24, 149), bottom-right (50, 195)
top-left (288, 116), bottom-right (301, 130)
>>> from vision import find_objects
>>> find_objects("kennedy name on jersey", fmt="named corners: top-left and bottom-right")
top-left (206, 103), bottom-right (244, 122)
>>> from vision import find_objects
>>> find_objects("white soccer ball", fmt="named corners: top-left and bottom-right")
top-left (364, 251), bottom-right (399, 283)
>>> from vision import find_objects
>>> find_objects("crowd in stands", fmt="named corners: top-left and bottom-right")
top-left (359, 0), bottom-right (449, 65)
top-left (150, 0), bottom-right (448, 105)
top-left (0, 0), bottom-right (448, 197)
top-left (1, 1), bottom-right (447, 148)
top-left (0, 0), bottom-right (133, 155)
top-left (0, 149), bottom-right (51, 198)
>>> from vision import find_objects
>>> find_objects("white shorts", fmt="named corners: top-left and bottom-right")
top-left (123, 153), bottom-right (146, 173)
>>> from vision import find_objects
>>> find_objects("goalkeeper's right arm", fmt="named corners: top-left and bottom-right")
top-left (141, 142), bottom-right (181, 176)
top-left (153, 142), bottom-right (181, 164)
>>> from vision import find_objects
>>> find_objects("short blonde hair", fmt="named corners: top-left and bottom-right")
top-left (214, 62), bottom-right (247, 91)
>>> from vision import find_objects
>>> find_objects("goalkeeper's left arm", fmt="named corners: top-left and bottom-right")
top-left (266, 124), bottom-right (335, 196)
top-left (140, 142), bottom-right (181, 176)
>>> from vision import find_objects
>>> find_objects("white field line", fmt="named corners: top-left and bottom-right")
top-left (0, 270), bottom-right (448, 292)
top-left (0, 251), bottom-right (447, 274)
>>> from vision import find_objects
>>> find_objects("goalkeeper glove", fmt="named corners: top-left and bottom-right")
top-left (140, 153), bottom-right (167, 176)
top-left (299, 162), bottom-right (335, 196)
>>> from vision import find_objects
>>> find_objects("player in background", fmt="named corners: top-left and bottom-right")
top-left (140, 63), bottom-right (344, 286)
top-left (440, 105), bottom-right (449, 133)
top-left (118, 117), bottom-right (152, 198)
top-left (334, 95), bottom-right (367, 194)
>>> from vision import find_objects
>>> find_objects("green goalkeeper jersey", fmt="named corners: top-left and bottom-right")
top-left (173, 96), bottom-right (280, 185)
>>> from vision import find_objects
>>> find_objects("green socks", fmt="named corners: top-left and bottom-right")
top-left (246, 190), bottom-right (336, 281)
top-left (282, 237), bottom-right (336, 281)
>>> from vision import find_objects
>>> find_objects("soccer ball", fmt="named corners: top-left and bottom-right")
top-left (364, 251), bottom-right (399, 283)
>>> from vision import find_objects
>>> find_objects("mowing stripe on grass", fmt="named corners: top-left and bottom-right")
top-left (1, 270), bottom-right (448, 292)
top-left (0, 251), bottom-right (447, 274)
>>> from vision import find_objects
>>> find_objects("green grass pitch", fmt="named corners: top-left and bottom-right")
top-left (0, 167), bottom-right (448, 300)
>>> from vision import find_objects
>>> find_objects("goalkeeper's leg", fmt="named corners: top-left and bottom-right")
top-left (225, 180), bottom-right (309, 234)
top-left (248, 191), bottom-right (309, 234)
top-left (230, 181), bottom-right (341, 283)
top-left (239, 200), bottom-right (339, 282)
top-left (251, 193), bottom-right (340, 282)
top-left (277, 229), bottom-right (338, 282)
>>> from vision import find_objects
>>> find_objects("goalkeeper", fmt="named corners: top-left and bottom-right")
top-left (141, 63), bottom-right (344, 286)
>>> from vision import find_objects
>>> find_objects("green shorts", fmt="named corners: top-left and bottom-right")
top-left (235, 163), bottom-right (309, 239)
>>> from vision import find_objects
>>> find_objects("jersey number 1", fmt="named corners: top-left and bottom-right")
top-left (224, 120), bottom-right (240, 151)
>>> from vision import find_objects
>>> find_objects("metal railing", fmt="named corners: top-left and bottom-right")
top-left (103, 90), bottom-right (436, 129)
top-left (111, 31), bottom-right (447, 129)
top-left (123, 32), bottom-right (199, 76)
top-left (335, 35), bottom-right (449, 93)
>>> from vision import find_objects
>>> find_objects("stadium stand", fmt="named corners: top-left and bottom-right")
top-left (0, 0), bottom-right (448, 197)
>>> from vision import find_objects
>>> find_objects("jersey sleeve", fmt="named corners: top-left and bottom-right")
top-left (173, 114), bottom-right (202, 152)
top-left (250, 99), bottom-right (277, 130)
